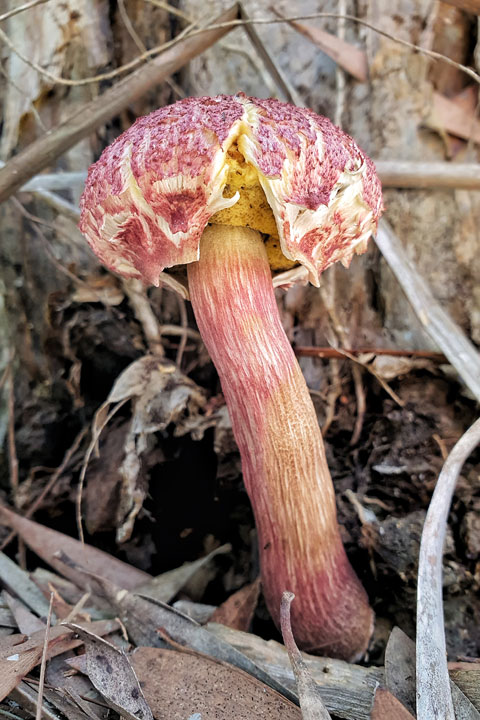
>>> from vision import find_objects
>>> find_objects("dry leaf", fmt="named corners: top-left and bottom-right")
top-left (131, 646), bottom-right (301, 720)
top-left (3, 592), bottom-right (45, 634)
top-left (371, 689), bottom-right (415, 719)
top-left (210, 578), bottom-right (260, 631)
top-left (208, 622), bottom-right (383, 720)
top-left (0, 550), bottom-right (54, 620)
top-left (70, 568), bottom-right (297, 705)
top-left (0, 505), bottom-right (150, 590)
top-left (428, 92), bottom-right (480, 144)
top-left (64, 623), bottom-right (153, 720)
top-left (384, 627), bottom-right (416, 716)
top-left (273, 9), bottom-right (368, 82)
top-left (136, 544), bottom-right (231, 604)
top-left (0, 619), bottom-right (118, 702)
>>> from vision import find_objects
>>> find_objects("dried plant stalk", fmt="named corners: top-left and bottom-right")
top-left (417, 417), bottom-right (480, 720)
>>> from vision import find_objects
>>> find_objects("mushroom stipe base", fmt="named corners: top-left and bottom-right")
top-left (187, 224), bottom-right (373, 661)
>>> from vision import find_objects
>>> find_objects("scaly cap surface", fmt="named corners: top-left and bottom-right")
top-left (80, 94), bottom-right (382, 286)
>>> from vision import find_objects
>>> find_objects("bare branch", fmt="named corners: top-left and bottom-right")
top-left (375, 219), bottom-right (480, 401)
top-left (0, 0), bottom-right (49, 23)
top-left (376, 161), bottom-right (480, 190)
top-left (417, 417), bottom-right (480, 720)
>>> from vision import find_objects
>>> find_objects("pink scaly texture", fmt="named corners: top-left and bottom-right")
top-left (79, 94), bottom-right (382, 286)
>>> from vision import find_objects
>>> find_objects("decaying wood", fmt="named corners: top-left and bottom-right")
top-left (449, 664), bottom-right (480, 711)
top-left (207, 622), bottom-right (383, 720)
top-left (375, 219), bottom-right (480, 401)
top-left (0, 3), bottom-right (240, 204)
top-left (376, 161), bottom-right (480, 190)
top-left (417, 418), bottom-right (480, 720)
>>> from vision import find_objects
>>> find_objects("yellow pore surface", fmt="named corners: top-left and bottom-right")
top-left (210, 143), bottom-right (296, 272)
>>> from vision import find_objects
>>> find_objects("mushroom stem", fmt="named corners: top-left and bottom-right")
top-left (187, 224), bottom-right (373, 661)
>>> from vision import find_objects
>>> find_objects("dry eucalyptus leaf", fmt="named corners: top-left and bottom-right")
top-left (384, 627), bottom-right (416, 716)
top-left (0, 551), bottom-right (54, 621)
top-left (371, 688), bottom-right (415, 719)
top-left (3, 592), bottom-right (45, 634)
top-left (0, 619), bottom-right (118, 702)
top-left (210, 578), bottom-right (261, 631)
top-left (131, 646), bottom-right (301, 720)
top-left (64, 623), bottom-right (153, 720)
top-left (72, 568), bottom-right (297, 705)
top-left (280, 593), bottom-right (331, 720)
top-left (0, 505), bottom-right (150, 590)
top-left (136, 544), bottom-right (231, 604)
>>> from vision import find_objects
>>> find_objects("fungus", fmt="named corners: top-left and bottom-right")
top-left (79, 94), bottom-right (383, 661)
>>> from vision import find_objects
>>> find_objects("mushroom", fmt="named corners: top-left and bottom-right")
top-left (79, 94), bottom-right (383, 661)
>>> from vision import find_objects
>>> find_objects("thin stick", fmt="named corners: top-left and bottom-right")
top-left (122, 278), bottom-right (164, 356)
top-left (333, 346), bottom-right (405, 407)
top-left (295, 346), bottom-right (446, 361)
top-left (0, 3), bottom-right (240, 204)
top-left (375, 161), bottom-right (480, 190)
top-left (175, 294), bottom-right (188, 368)
top-left (416, 417), bottom-right (480, 720)
top-left (0, 0), bottom-right (49, 23)
top-left (36, 592), bottom-right (54, 720)
top-left (7, 367), bottom-right (19, 497)
top-left (376, 219), bottom-right (480, 401)
top-left (350, 364), bottom-right (365, 445)
top-left (63, 592), bottom-right (91, 623)
top-left (182, 13), bottom-right (480, 86)
top-left (0, 427), bottom-right (87, 552)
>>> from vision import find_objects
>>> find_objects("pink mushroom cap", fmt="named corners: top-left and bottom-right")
top-left (79, 94), bottom-right (383, 287)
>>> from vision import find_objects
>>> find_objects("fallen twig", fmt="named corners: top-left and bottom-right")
top-left (239, 3), bottom-right (303, 107)
top-left (375, 219), bottom-right (480, 401)
top-left (417, 417), bottom-right (480, 720)
top-left (35, 592), bottom-right (54, 720)
top-left (122, 279), bottom-right (164, 357)
top-left (295, 346), bottom-right (446, 361)
top-left (376, 161), bottom-right (480, 190)
top-left (0, 3), bottom-right (240, 204)
top-left (0, 0), bottom-right (48, 23)
top-left (280, 592), bottom-right (332, 719)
